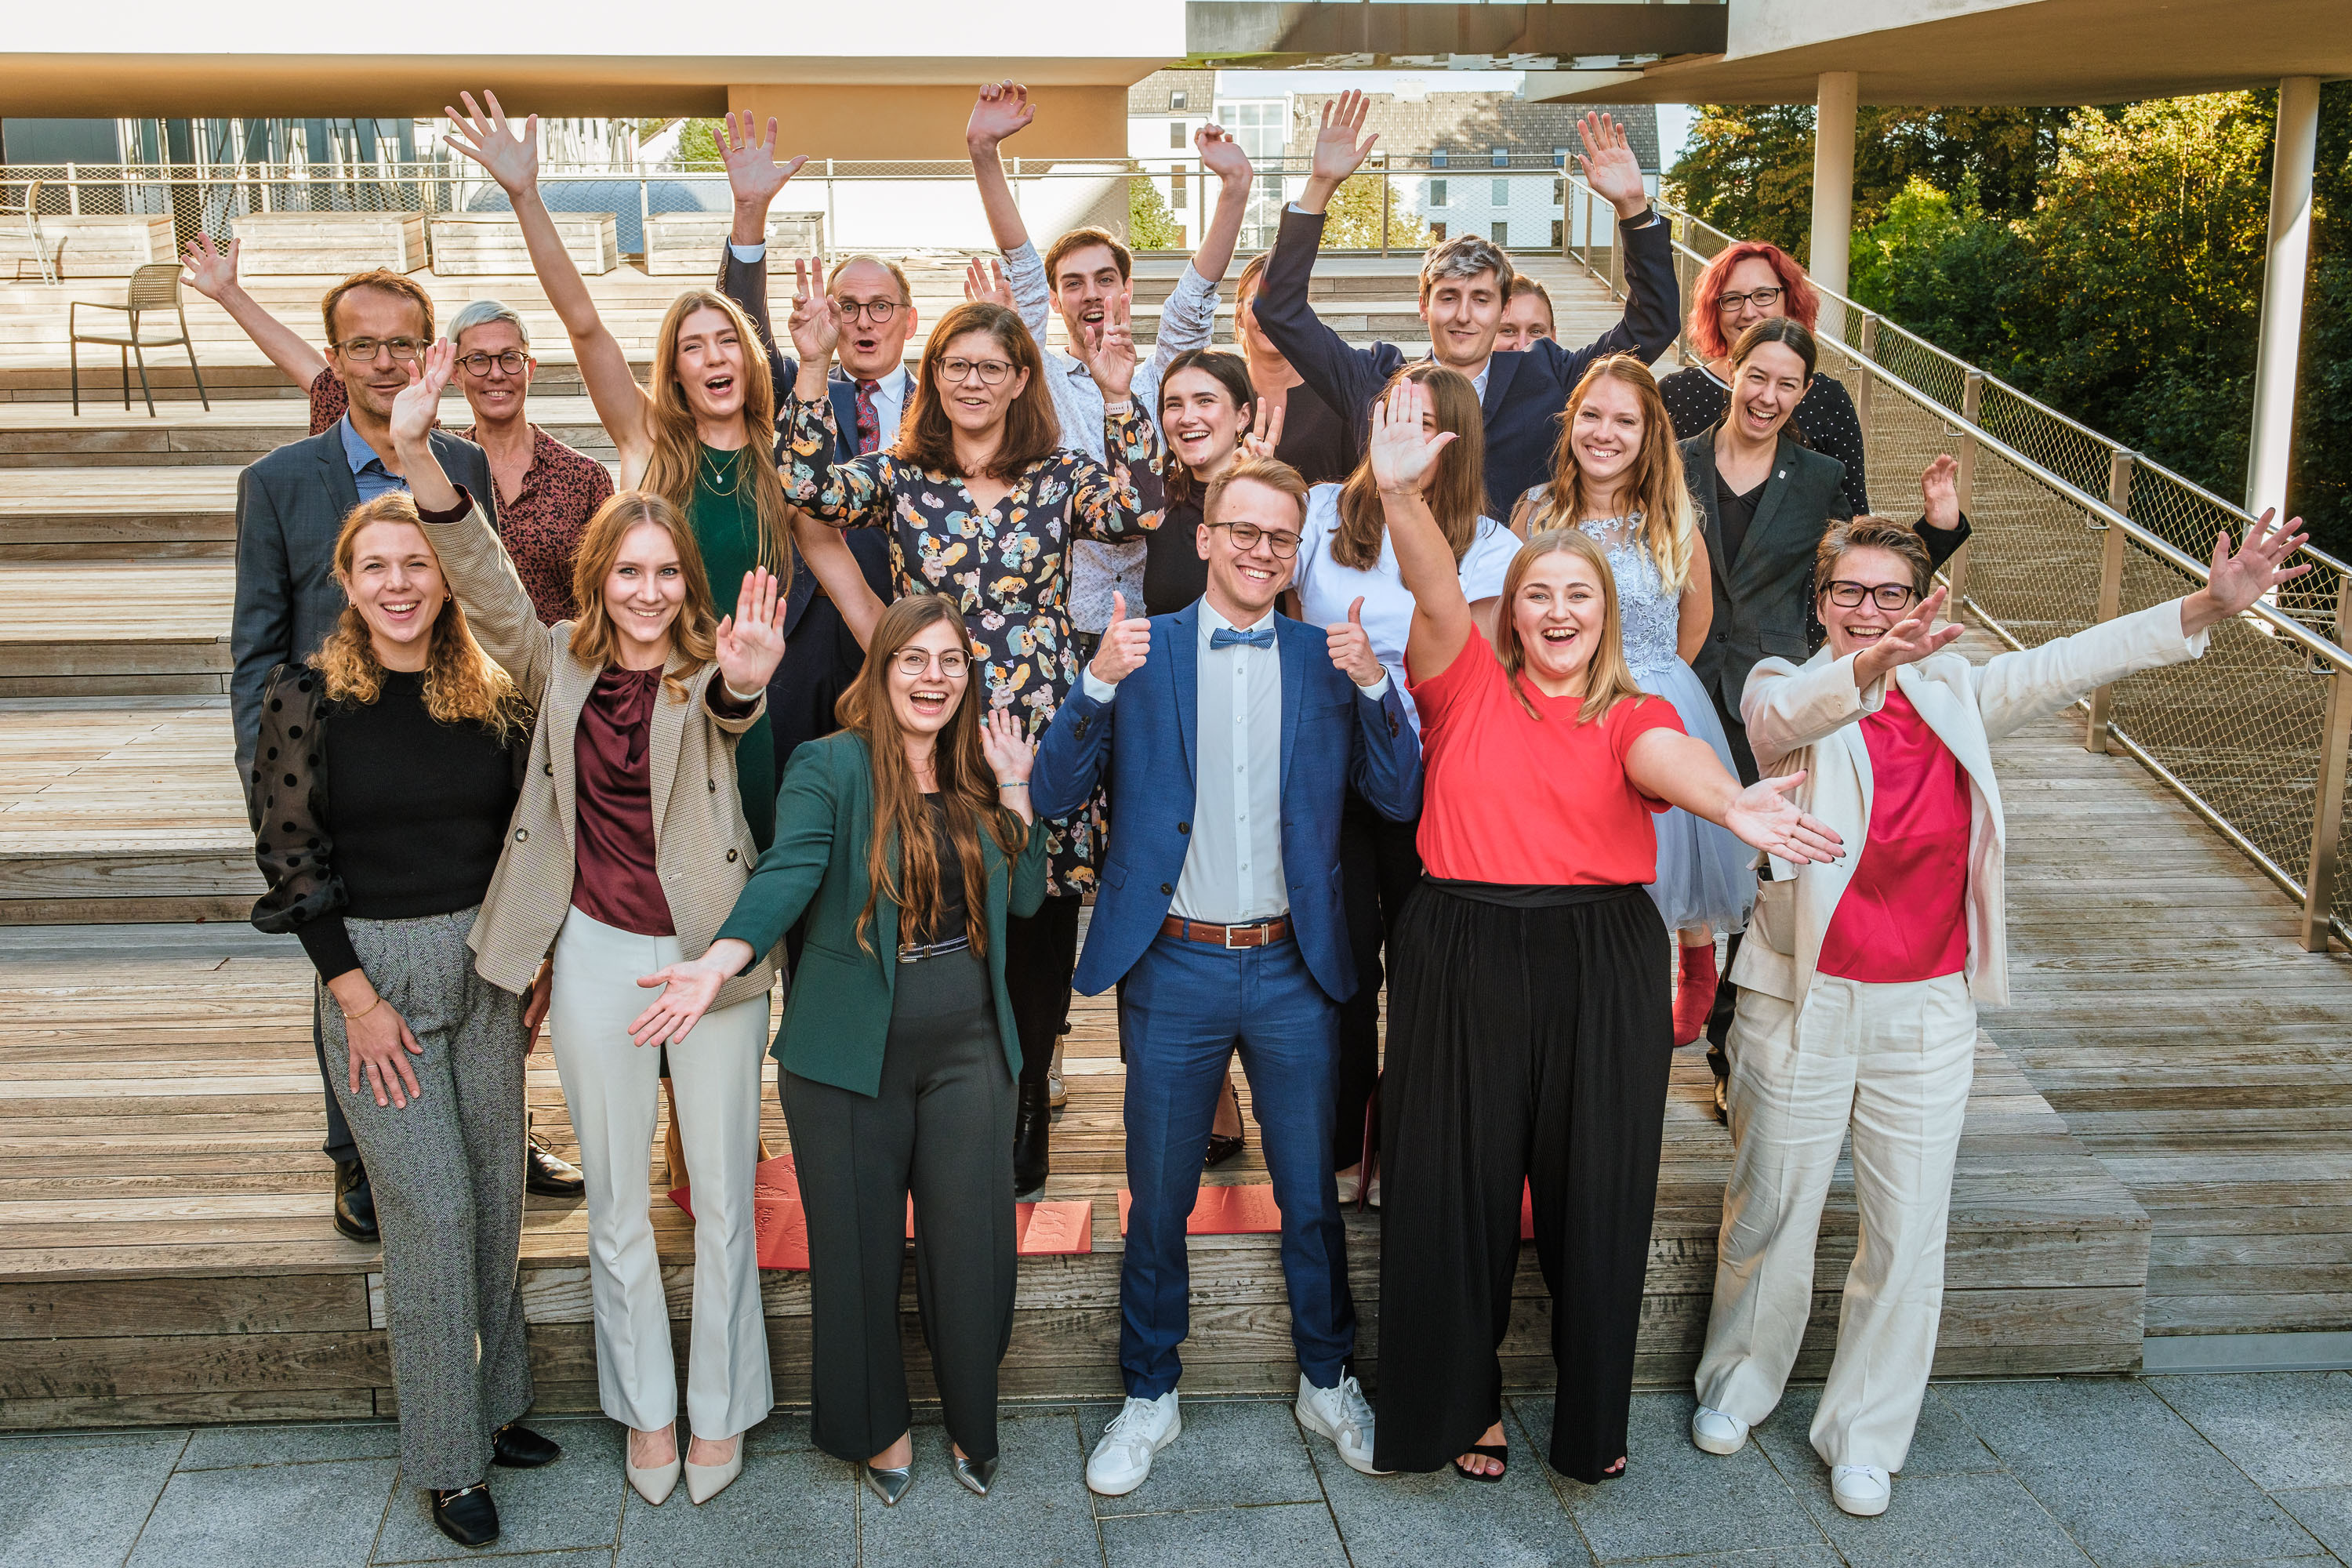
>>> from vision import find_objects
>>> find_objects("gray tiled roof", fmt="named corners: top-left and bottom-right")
top-left (1127, 70), bottom-right (1221, 114)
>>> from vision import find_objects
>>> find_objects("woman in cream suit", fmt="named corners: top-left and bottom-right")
top-left (1689, 511), bottom-right (2310, 1519)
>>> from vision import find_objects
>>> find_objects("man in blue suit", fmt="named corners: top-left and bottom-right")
top-left (1030, 459), bottom-right (1421, 1497)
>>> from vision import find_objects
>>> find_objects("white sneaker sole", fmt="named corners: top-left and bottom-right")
top-left (1294, 1405), bottom-right (1389, 1476)
top-left (1833, 1486), bottom-right (1889, 1517)
top-left (1690, 1421), bottom-right (1747, 1456)
top-left (1085, 1412), bottom-right (1181, 1497)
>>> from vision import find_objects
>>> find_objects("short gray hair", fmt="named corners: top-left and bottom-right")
top-left (449, 298), bottom-right (529, 349)
top-left (1419, 234), bottom-right (1515, 301)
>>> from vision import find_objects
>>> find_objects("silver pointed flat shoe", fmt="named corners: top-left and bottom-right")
top-left (864, 1461), bottom-right (913, 1507)
top-left (952, 1452), bottom-right (999, 1497)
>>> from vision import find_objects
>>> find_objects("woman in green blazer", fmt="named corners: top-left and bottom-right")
top-left (634, 592), bottom-right (1047, 1508)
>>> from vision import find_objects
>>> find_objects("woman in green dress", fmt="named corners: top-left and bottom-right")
top-left (448, 90), bottom-right (794, 848)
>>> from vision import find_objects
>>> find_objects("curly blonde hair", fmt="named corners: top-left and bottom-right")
top-left (314, 493), bottom-right (530, 738)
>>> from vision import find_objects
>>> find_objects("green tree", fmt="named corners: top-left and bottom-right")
top-left (1128, 175), bottom-right (1185, 250)
top-left (672, 117), bottom-right (724, 166)
top-left (1318, 172), bottom-right (1433, 251)
top-left (1849, 176), bottom-right (2034, 370)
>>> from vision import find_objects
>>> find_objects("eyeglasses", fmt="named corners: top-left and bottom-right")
top-left (1822, 579), bottom-right (1919, 612)
top-left (335, 336), bottom-right (425, 362)
top-left (894, 648), bottom-right (971, 679)
top-left (837, 298), bottom-right (903, 324)
top-left (1210, 521), bottom-right (1301, 558)
top-left (938, 356), bottom-right (1014, 387)
top-left (457, 350), bottom-right (528, 377)
top-left (1716, 286), bottom-right (1784, 313)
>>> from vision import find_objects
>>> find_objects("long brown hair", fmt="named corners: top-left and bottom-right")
top-left (1495, 528), bottom-right (1650, 724)
top-left (1157, 349), bottom-right (1255, 508)
top-left (566, 491), bottom-right (720, 696)
top-left (314, 494), bottom-right (528, 736)
top-left (1333, 363), bottom-right (1486, 570)
top-left (895, 302), bottom-right (1058, 481)
top-left (640, 289), bottom-right (794, 580)
top-left (1520, 354), bottom-right (1697, 594)
top-left (836, 595), bottom-right (1029, 956)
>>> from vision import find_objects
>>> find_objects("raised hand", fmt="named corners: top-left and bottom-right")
top-left (1851, 585), bottom-right (1965, 684)
top-left (389, 338), bottom-right (457, 450)
top-left (1326, 596), bottom-right (1385, 688)
top-left (979, 710), bottom-right (1036, 823)
top-left (967, 81), bottom-right (1035, 152)
top-left (2185, 508), bottom-right (2314, 633)
top-left (788, 254), bottom-right (842, 364)
top-left (714, 565), bottom-right (788, 693)
top-left (179, 234), bottom-right (239, 300)
top-left (1090, 591), bottom-right (1151, 687)
top-left (1239, 397), bottom-right (1285, 463)
top-left (1196, 122), bottom-right (1253, 182)
top-left (1367, 378), bottom-right (1456, 496)
top-left (1576, 111), bottom-right (1650, 220)
top-left (1075, 291), bottom-right (1136, 402)
top-left (1312, 90), bottom-right (1379, 184)
top-left (964, 255), bottom-right (1014, 310)
top-left (1722, 772), bottom-right (1846, 866)
top-left (442, 89), bottom-right (539, 198)
top-left (1919, 454), bottom-right (1962, 532)
top-left (719, 111), bottom-right (808, 215)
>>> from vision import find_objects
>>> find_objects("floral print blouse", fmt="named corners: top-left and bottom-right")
top-left (782, 390), bottom-right (1160, 895)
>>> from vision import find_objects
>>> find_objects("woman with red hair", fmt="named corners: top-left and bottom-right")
top-left (1657, 243), bottom-right (1869, 516)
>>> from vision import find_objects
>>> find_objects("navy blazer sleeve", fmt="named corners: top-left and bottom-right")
top-left (230, 464), bottom-right (293, 811)
top-left (1029, 684), bottom-right (1114, 823)
top-left (1348, 680), bottom-right (1423, 824)
top-left (1524, 213), bottom-right (1680, 389)
top-left (717, 242), bottom-right (794, 400)
top-left (1254, 205), bottom-right (1405, 437)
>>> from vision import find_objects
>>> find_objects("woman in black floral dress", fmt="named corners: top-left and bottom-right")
top-left (782, 282), bottom-right (1158, 1192)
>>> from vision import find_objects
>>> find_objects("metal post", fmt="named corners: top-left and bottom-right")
top-left (2302, 574), bottom-right (2352, 951)
top-left (1854, 313), bottom-right (1878, 447)
top-left (1944, 369), bottom-right (1984, 608)
top-left (1809, 70), bottom-right (1858, 343)
top-left (638, 175), bottom-right (650, 263)
top-left (2085, 449), bottom-right (2136, 753)
top-left (1380, 162), bottom-right (1391, 257)
top-left (1607, 206), bottom-right (1623, 299)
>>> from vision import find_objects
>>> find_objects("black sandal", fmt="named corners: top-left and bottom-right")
top-left (1453, 1442), bottom-right (1508, 1483)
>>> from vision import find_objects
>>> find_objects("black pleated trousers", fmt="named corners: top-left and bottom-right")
top-left (1373, 878), bottom-right (1673, 1482)
top-left (1004, 892), bottom-right (1083, 1087)
top-left (783, 946), bottom-right (1018, 1465)
top-left (1334, 792), bottom-right (1424, 1170)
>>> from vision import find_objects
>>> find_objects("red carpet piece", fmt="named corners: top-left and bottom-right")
top-left (1116, 1182), bottom-right (1284, 1235)
top-left (1521, 1181), bottom-right (1534, 1240)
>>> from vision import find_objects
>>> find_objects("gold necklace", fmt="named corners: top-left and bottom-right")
top-left (698, 445), bottom-right (741, 496)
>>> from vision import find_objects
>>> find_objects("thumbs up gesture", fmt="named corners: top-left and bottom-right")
top-left (1326, 596), bottom-right (1385, 688)
top-left (1090, 591), bottom-right (1152, 688)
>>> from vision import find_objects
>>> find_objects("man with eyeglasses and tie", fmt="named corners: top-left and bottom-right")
top-left (1029, 457), bottom-right (1421, 1500)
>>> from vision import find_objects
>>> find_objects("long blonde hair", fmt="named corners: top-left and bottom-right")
top-left (1520, 354), bottom-right (1697, 595)
top-left (1334, 363), bottom-right (1486, 569)
top-left (640, 289), bottom-right (794, 580)
top-left (566, 491), bottom-right (720, 697)
top-left (314, 494), bottom-right (529, 737)
top-left (836, 596), bottom-right (1029, 956)
top-left (1496, 528), bottom-right (1650, 724)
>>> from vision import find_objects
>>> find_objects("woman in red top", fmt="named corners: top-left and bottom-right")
top-left (1369, 379), bottom-right (1842, 1486)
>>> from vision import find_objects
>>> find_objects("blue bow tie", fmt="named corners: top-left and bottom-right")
top-left (1210, 625), bottom-right (1276, 651)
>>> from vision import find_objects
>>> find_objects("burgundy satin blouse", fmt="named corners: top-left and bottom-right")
top-left (571, 666), bottom-right (675, 935)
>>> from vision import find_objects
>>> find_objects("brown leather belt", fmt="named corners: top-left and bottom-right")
top-left (1160, 914), bottom-right (1292, 949)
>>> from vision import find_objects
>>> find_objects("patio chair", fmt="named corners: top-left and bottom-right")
top-left (71, 261), bottom-right (210, 417)
top-left (1, 179), bottom-right (55, 284)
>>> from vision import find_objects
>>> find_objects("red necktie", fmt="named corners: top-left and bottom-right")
top-left (855, 379), bottom-right (881, 456)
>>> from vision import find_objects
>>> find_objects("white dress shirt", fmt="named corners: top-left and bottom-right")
top-left (1006, 240), bottom-right (1222, 633)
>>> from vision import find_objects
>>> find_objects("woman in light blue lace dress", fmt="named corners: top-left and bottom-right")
top-left (1515, 355), bottom-right (1753, 1044)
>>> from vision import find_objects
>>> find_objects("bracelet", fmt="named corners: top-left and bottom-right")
top-left (997, 779), bottom-right (1029, 789)
top-left (722, 681), bottom-right (763, 704)
top-left (342, 994), bottom-right (382, 1023)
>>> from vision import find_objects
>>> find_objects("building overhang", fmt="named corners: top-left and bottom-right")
top-left (1174, 2), bottom-right (1726, 71)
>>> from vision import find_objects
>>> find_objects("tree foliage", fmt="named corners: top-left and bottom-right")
top-left (1127, 175), bottom-right (1186, 250)
top-left (1318, 172), bottom-right (1434, 252)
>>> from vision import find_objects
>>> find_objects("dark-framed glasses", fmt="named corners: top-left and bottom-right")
top-left (894, 648), bottom-right (971, 679)
top-left (1211, 521), bottom-right (1301, 558)
top-left (458, 350), bottom-right (528, 377)
top-left (1823, 579), bottom-right (1919, 612)
top-left (336, 336), bottom-right (424, 362)
top-left (938, 356), bottom-right (1014, 386)
top-left (1716, 286), bottom-right (1784, 313)
top-left (837, 298), bottom-right (902, 325)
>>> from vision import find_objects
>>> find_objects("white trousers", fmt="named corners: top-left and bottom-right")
top-left (1693, 971), bottom-right (1976, 1472)
top-left (548, 907), bottom-right (773, 1440)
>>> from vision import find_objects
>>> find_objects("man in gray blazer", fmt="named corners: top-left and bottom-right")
top-left (230, 269), bottom-right (498, 1243)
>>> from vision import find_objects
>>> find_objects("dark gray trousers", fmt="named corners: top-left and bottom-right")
top-left (783, 946), bottom-right (1018, 1464)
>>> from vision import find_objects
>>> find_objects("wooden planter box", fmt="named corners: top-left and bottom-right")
top-left (430, 212), bottom-right (617, 276)
top-left (643, 212), bottom-right (825, 276)
top-left (231, 211), bottom-right (427, 275)
top-left (1, 215), bottom-right (177, 280)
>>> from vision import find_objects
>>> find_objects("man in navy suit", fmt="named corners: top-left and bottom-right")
top-left (1255, 92), bottom-right (1679, 518)
top-left (1031, 459), bottom-right (1421, 1497)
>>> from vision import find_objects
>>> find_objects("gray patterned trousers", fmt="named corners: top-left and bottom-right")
top-left (322, 906), bottom-right (534, 1490)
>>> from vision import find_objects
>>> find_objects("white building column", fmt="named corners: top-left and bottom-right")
top-left (2247, 76), bottom-right (2322, 516)
top-left (1809, 70), bottom-right (1859, 339)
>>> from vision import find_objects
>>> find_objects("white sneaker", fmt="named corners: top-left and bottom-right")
top-left (1831, 1463), bottom-right (1891, 1516)
top-left (1295, 1373), bottom-right (1388, 1475)
top-left (1690, 1405), bottom-right (1750, 1455)
top-left (1086, 1392), bottom-right (1180, 1496)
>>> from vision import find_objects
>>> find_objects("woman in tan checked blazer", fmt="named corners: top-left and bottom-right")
top-left (394, 341), bottom-right (788, 1510)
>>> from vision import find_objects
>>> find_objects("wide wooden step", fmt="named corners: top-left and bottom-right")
top-left (0, 559), bottom-right (232, 696)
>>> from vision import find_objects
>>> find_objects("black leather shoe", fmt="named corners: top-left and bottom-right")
top-left (491, 1422), bottom-right (562, 1468)
top-left (524, 1136), bottom-right (586, 1198)
top-left (332, 1159), bottom-right (379, 1243)
top-left (430, 1483), bottom-right (499, 1548)
top-left (1012, 1080), bottom-right (1051, 1194)
top-left (1203, 1131), bottom-right (1245, 1169)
